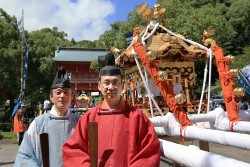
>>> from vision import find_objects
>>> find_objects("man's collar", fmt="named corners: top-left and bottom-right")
top-left (50, 105), bottom-right (70, 117)
top-left (99, 98), bottom-right (127, 115)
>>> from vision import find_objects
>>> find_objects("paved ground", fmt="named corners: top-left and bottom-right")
top-left (0, 139), bottom-right (169, 167)
top-left (0, 139), bottom-right (250, 167)
top-left (0, 139), bottom-right (18, 167)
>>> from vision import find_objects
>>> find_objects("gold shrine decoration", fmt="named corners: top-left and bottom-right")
top-left (124, 65), bottom-right (144, 85)
top-left (204, 38), bottom-right (216, 47)
top-left (77, 93), bottom-right (90, 108)
top-left (175, 93), bottom-right (187, 104)
top-left (233, 87), bottom-right (246, 97)
top-left (136, 2), bottom-right (152, 21)
top-left (157, 71), bottom-right (168, 81)
top-left (136, 3), bottom-right (166, 21)
top-left (156, 62), bottom-right (196, 83)
top-left (146, 51), bottom-right (158, 60)
top-left (203, 29), bottom-right (215, 37)
top-left (203, 29), bottom-right (216, 47)
top-left (225, 55), bottom-right (236, 63)
top-left (173, 75), bottom-right (181, 85)
top-left (228, 69), bottom-right (239, 77)
top-left (124, 61), bottom-right (197, 87)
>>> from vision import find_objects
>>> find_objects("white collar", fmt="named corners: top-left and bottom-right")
top-left (50, 105), bottom-right (70, 117)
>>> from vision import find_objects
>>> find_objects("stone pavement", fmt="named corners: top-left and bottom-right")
top-left (1, 138), bottom-right (249, 166)
top-left (0, 139), bottom-right (18, 167)
top-left (0, 138), bottom-right (170, 167)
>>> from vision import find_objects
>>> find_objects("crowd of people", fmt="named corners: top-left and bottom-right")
top-left (239, 101), bottom-right (250, 110)
top-left (209, 99), bottom-right (250, 111)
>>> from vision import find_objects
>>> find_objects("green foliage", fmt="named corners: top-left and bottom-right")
top-left (161, 1), bottom-right (236, 54)
top-left (0, 8), bottom-right (22, 114)
top-left (97, 29), bottom-right (117, 48)
top-left (213, 79), bottom-right (223, 96)
top-left (226, 0), bottom-right (250, 49)
top-left (25, 27), bottom-right (73, 106)
top-left (90, 59), bottom-right (99, 72)
top-left (94, 10), bottom-right (147, 50)
top-left (95, 96), bottom-right (103, 105)
top-left (230, 46), bottom-right (250, 69)
top-left (73, 40), bottom-right (96, 48)
top-left (0, 131), bottom-right (16, 140)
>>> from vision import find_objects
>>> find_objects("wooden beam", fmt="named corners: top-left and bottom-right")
top-left (40, 133), bottom-right (50, 167)
top-left (199, 140), bottom-right (209, 152)
top-left (88, 122), bottom-right (98, 167)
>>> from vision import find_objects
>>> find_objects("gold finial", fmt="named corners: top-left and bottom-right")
top-left (110, 46), bottom-right (121, 54)
top-left (157, 71), bottom-right (168, 81)
top-left (227, 68), bottom-right (239, 77)
top-left (136, 3), bottom-right (166, 21)
top-left (203, 29), bottom-right (215, 37)
top-left (233, 87), bottom-right (246, 97)
top-left (225, 55), bottom-right (236, 63)
top-left (204, 38), bottom-right (216, 47)
top-left (154, 4), bottom-right (160, 9)
top-left (203, 29), bottom-right (216, 46)
top-left (146, 51), bottom-right (157, 60)
top-left (175, 93), bottom-right (187, 104)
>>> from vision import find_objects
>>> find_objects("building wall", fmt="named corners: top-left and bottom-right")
top-left (55, 62), bottom-right (99, 94)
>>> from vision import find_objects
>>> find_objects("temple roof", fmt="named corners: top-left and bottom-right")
top-left (54, 47), bottom-right (109, 62)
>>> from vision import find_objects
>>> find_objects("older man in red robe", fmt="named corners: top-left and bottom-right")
top-left (63, 53), bottom-right (160, 167)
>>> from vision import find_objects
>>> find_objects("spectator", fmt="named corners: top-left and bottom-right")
top-left (243, 101), bottom-right (249, 110)
top-left (43, 99), bottom-right (51, 113)
top-left (13, 103), bottom-right (27, 145)
top-left (37, 103), bottom-right (43, 116)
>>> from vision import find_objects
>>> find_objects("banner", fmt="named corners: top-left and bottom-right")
top-left (22, 45), bottom-right (28, 92)
top-left (11, 94), bottom-right (22, 119)
top-left (11, 12), bottom-right (29, 119)
top-left (17, 15), bottom-right (29, 93)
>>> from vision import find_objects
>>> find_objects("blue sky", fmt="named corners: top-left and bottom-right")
top-left (0, 0), bottom-right (157, 41)
top-left (107, 0), bottom-right (157, 23)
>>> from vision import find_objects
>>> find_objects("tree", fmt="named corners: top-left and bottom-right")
top-left (89, 60), bottom-right (99, 72)
top-left (96, 29), bottom-right (116, 49)
top-left (25, 27), bottom-right (72, 108)
top-left (230, 46), bottom-right (250, 70)
top-left (73, 40), bottom-right (96, 48)
top-left (226, 0), bottom-right (250, 53)
top-left (95, 10), bottom-right (147, 50)
top-left (0, 8), bottom-right (21, 117)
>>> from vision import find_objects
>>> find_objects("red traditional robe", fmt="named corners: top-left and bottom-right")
top-left (63, 99), bottom-right (160, 167)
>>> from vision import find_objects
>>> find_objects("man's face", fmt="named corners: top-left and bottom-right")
top-left (50, 88), bottom-right (72, 112)
top-left (98, 75), bottom-right (123, 101)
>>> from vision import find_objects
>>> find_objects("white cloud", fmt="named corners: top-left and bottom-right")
top-left (0, 0), bottom-right (115, 41)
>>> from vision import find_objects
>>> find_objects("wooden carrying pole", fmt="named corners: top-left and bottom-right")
top-left (40, 133), bottom-right (50, 167)
top-left (88, 122), bottom-right (98, 167)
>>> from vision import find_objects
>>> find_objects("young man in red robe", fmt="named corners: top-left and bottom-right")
top-left (63, 53), bottom-right (160, 167)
